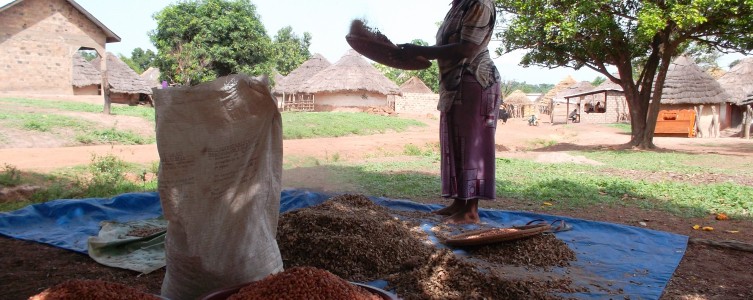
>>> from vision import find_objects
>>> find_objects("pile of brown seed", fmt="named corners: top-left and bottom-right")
top-left (464, 234), bottom-right (577, 268)
top-left (277, 194), bottom-right (579, 300)
top-left (227, 266), bottom-right (381, 300)
top-left (277, 194), bottom-right (434, 282)
top-left (29, 279), bottom-right (160, 300)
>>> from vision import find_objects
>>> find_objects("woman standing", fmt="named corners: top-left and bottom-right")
top-left (397, 0), bottom-right (500, 224)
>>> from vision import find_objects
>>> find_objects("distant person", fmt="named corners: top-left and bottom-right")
top-left (395, 0), bottom-right (499, 224)
top-left (568, 108), bottom-right (578, 122)
top-left (499, 106), bottom-right (510, 123)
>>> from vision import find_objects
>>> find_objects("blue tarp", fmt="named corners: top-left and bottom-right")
top-left (0, 189), bottom-right (687, 300)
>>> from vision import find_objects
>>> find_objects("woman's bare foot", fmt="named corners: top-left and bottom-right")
top-left (433, 199), bottom-right (464, 216)
top-left (443, 199), bottom-right (480, 224)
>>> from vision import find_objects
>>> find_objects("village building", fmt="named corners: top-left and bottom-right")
top-left (394, 76), bottom-right (438, 116)
top-left (717, 57), bottom-right (753, 137)
top-left (71, 52), bottom-right (101, 95)
top-left (536, 75), bottom-right (577, 117)
top-left (656, 56), bottom-right (731, 138)
top-left (91, 53), bottom-right (153, 106)
top-left (273, 54), bottom-right (330, 111)
top-left (0, 0), bottom-right (120, 94)
top-left (140, 67), bottom-right (162, 90)
top-left (301, 50), bottom-right (399, 112)
top-left (564, 79), bottom-right (630, 124)
top-left (503, 90), bottom-right (535, 119)
top-left (550, 81), bottom-right (595, 124)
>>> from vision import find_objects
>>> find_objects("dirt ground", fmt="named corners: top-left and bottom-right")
top-left (1, 101), bottom-right (753, 299)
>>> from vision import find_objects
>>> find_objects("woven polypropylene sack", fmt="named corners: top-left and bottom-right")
top-left (153, 74), bottom-right (283, 300)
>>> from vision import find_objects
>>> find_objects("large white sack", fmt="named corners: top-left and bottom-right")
top-left (153, 74), bottom-right (283, 300)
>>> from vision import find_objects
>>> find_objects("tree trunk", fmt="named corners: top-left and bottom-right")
top-left (745, 105), bottom-right (752, 139)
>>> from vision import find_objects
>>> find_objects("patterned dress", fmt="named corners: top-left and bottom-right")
top-left (437, 0), bottom-right (501, 200)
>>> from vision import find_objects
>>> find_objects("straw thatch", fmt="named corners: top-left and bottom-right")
top-left (717, 57), bottom-right (753, 105)
top-left (659, 56), bottom-right (729, 105)
top-left (504, 90), bottom-right (531, 105)
top-left (71, 52), bottom-right (101, 87)
top-left (743, 92), bottom-right (753, 106)
top-left (537, 75), bottom-right (577, 105)
top-left (275, 54), bottom-right (330, 94)
top-left (555, 81), bottom-right (594, 101)
top-left (101, 52), bottom-right (152, 95)
top-left (302, 49), bottom-right (400, 95)
top-left (140, 67), bottom-right (162, 88)
top-left (399, 76), bottom-right (433, 94)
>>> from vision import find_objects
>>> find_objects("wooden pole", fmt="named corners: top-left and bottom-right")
top-left (745, 105), bottom-right (752, 139)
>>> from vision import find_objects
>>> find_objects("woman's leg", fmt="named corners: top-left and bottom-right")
top-left (433, 198), bottom-right (465, 215)
top-left (444, 199), bottom-right (479, 224)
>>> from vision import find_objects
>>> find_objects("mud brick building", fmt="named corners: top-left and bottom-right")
top-left (0, 0), bottom-right (120, 94)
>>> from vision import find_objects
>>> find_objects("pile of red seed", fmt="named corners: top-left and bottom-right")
top-left (28, 279), bottom-right (160, 300)
top-left (227, 266), bottom-right (381, 300)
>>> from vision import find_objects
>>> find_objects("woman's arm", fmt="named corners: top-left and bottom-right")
top-left (396, 40), bottom-right (482, 61)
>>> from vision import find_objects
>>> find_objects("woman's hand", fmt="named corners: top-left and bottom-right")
top-left (397, 43), bottom-right (422, 58)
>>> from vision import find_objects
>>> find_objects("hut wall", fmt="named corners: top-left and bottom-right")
top-left (394, 93), bottom-right (439, 116)
top-left (73, 85), bottom-right (100, 95)
top-left (0, 0), bottom-right (107, 94)
top-left (578, 91), bottom-right (629, 124)
top-left (313, 92), bottom-right (391, 110)
top-left (659, 103), bottom-right (726, 137)
top-left (109, 93), bottom-right (139, 105)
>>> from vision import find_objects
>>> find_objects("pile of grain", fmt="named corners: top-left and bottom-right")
top-left (277, 194), bottom-right (580, 300)
top-left (228, 266), bottom-right (380, 300)
top-left (277, 194), bottom-right (434, 282)
top-left (29, 279), bottom-right (160, 300)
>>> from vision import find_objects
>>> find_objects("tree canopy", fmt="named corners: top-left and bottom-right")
top-left (149, 0), bottom-right (274, 85)
top-left (273, 26), bottom-right (312, 76)
top-left (496, 0), bottom-right (753, 148)
top-left (119, 47), bottom-right (156, 74)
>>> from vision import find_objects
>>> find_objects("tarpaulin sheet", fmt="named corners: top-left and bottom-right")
top-left (0, 189), bottom-right (687, 300)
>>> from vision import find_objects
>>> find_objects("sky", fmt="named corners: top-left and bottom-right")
top-left (10, 0), bottom-right (748, 85)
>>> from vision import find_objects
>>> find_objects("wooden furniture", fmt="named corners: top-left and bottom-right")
top-left (654, 109), bottom-right (696, 137)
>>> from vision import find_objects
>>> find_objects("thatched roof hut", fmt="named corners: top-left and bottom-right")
top-left (275, 54), bottom-right (330, 94)
top-left (302, 49), bottom-right (399, 95)
top-left (537, 75), bottom-right (577, 105)
top-left (659, 56), bottom-right (729, 105)
top-left (717, 57), bottom-right (753, 106)
top-left (554, 81), bottom-right (594, 102)
top-left (504, 90), bottom-right (531, 105)
top-left (103, 53), bottom-right (152, 95)
top-left (71, 52), bottom-right (101, 87)
top-left (140, 67), bottom-right (162, 88)
top-left (399, 76), bottom-right (433, 94)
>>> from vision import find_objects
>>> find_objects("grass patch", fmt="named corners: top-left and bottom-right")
top-left (526, 138), bottom-right (558, 149)
top-left (282, 112), bottom-right (425, 139)
top-left (607, 123), bottom-right (632, 133)
top-left (0, 111), bottom-right (152, 145)
top-left (0, 97), bottom-right (155, 122)
top-left (0, 157), bottom-right (158, 212)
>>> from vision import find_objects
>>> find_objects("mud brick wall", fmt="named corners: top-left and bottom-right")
top-left (395, 93), bottom-right (439, 116)
top-left (0, 0), bottom-right (108, 94)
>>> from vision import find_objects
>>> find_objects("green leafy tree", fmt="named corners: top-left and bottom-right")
top-left (592, 76), bottom-right (606, 86)
top-left (273, 26), bottom-right (312, 76)
top-left (497, 0), bottom-right (753, 148)
top-left (149, 0), bottom-right (274, 85)
top-left (118, 48), bottom-right (156, 74)
top-left (374, 39), bottom-right (440, 93)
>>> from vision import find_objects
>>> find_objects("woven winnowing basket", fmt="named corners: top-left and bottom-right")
top-left (346, 20), bottom-right (431, 70)
top-left (443, 223), bottom-right (551, 247)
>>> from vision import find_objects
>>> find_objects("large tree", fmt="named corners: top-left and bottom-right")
top-left (496, 0), bottom-right (753, 148)
top-left (119, 47), bottom-right (156, 74)
top-left (273, 26), bottom-right (312, 76)
top-left (149, 0), bottom-right (274, 86)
